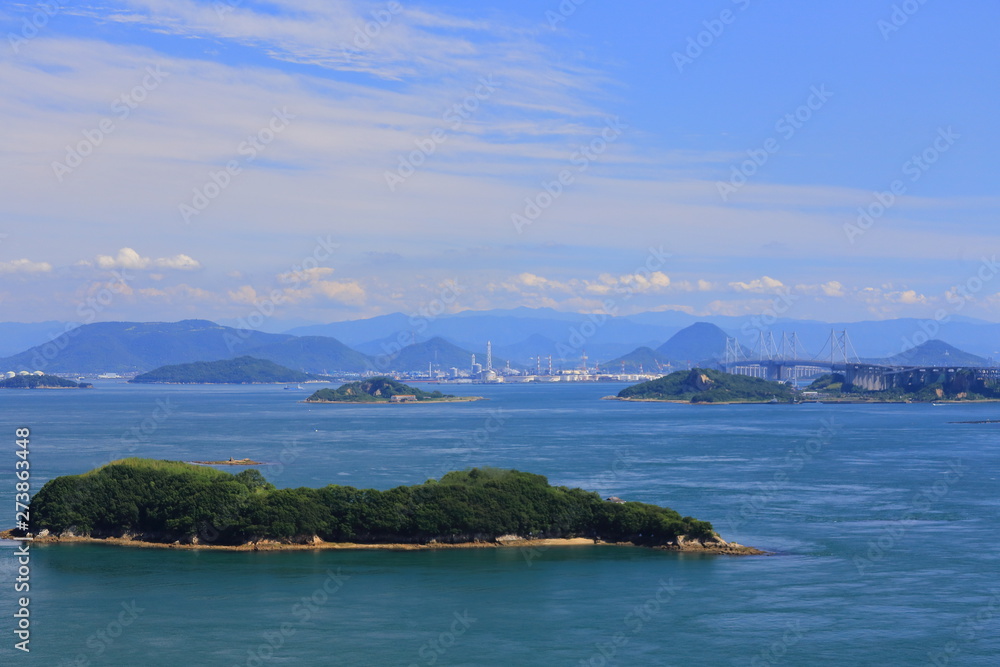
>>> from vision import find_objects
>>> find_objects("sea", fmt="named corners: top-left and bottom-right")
top-left (1, 381), bottom-right (998, 665)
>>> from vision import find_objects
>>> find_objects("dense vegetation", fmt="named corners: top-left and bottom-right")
top-left (618, 368), bottom-right (795, 403)
top-left (27, 459), bottom-right (714, 546)
top-left (307, 377), bottom-right (453, 402)
top-left (807, 371), bottom-right (1000, 402)
top-left (130, 356), bottom-right (321, 384)
top-left (0, 374), bottom-right (90, 389)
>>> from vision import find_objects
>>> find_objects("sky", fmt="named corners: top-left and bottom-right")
top-left (1, 0), bottom-right (999, 328)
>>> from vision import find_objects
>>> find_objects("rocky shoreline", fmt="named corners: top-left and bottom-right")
top-left (1, 529), bottom-right (765, 555)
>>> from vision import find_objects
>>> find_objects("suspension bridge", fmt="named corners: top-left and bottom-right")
top-left (720, 329), bottom-right (1000, 390)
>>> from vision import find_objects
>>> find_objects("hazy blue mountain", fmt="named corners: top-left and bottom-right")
top-left (0, 321), bottom-right (77, 358)
top-left (600, 347), bottom-right (676, 373)
top-left (878, 340), bottom-right (991, 367)
top-left (656, 322), bottom-right (732, 363)
top-left (0, 320), bottom-right (368, 375)
top-left (381, 336), bottom-right (516, 373)
top-left (244, 336), bottom-right (372, 373)
top-left (284, 313), bottom-right (412, 346)
top-left (0, 320), bottom-right (290, 374)
top-left (291, 307), bottom-right (677, 353)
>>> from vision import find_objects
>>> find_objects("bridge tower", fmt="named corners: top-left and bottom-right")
top-left (725, 337), bottom-right (744, 366)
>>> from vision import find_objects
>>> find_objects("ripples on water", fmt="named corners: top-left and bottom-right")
top-left (1, 381), bottom-right (998, 664)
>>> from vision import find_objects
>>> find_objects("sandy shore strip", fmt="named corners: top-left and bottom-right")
top-left (1, 530), bottom-right (765, 555)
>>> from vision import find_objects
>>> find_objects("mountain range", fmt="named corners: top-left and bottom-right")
top-left (0, 309), bottom-right (997, 374)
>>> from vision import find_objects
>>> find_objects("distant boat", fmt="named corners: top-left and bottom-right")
top-left (767, 396), bottom-right (779, 404)
top-left (296, 384), bottom-right (304, 390)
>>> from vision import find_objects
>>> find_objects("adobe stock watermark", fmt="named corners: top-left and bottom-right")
top-left (28, 270), bottom-right (132, 373)
top-left (853, 460), bottom-right (967, 576)
top-left (111, 397), bottom-right (178, 463)
top-left (57, 601), bottom-right (145, 667)
top-left (511, 116), bottom-right (627, 234)
top-left (423, 407), bottom-right (508, 484)
top-left (717, 84), bottom-right (833, 202)
top-left (878, 0), bottom-right (932, 40)
top-left (198, 438), bottom-right (305, 544)
top-left (672, 0), bottom-right (752, 73)
top-left (545, 0), bottom-right (588, 29)
top-left (224, 289), bottom-right (286, 354)
top-left (385, 75), bottom-right (501, 192)
top-left (338, 1), bottom-right (403, 62)
top-left (555, 246), bottom-right (671, 360)
top-left (51, 65), bottom-right (169, 182)
top-left (7, 1), bottom-right (62, 54)
top-left (749, 620), bottom-right (805, 667)
top-left (725, 418), bottom-right (838, 533)
top-left (577, 579), bottom-right (682, 666)
top-left (370, 280), bottom-right (463, 373)
top-left (408, 610), bottom-right (477, 666)
top-left (522, 446), bottom-right (636, 568)
top-left (179, 107), bottom-right (295, 223)
top-left (897, 255), bottom-right (999, 357)
top-left (927, 589), bottom-right (1000, 666)
top-left (238, 568), bottom-right (350, 666)
top-left (739, 288), bottom-right (799, 339)
top-left (844, 126), bottom-right (959, 245)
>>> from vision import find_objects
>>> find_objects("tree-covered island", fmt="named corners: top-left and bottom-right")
top-left (0, 374), bottom-right (92, 389)
top-left (17, 458), bottom-right (760, 554)
top-left (130, 356), bottom-right (324, 384)
top-left (805, 371), bottom-right (1000, 403)
top-left (614, 369), bottom-right (795, 404)
top-left (305, 377), bottom-right (482, 403)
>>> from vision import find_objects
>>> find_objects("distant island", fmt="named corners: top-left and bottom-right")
top-left (192, 458), bottom-right (263, 465)
top-left (17, 458), bottom-right (760, 554)
top-left (806, 371), bottom-right (1000, 403)
top-left (305, 377), bottom-right (482, 403)
top-left (0, 374), bottom-right (91, 389)
top-left (130, 356), bottom-right (324, 384)
top-left (612, 368), bottom-right (795, 404)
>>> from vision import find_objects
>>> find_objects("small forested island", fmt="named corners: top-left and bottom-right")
top-left (17, 458), bottom-right (760, 554)
top-left (613, 369), bottom-right (795, 404)
top-left (0, 374), bottom-right (91, 389)
top-left (130, 356), bottom-right (323, 384)
top-left (806, 372), bottom-right (1000, 403)
top-left (306, 377), bottom-right (482, 403)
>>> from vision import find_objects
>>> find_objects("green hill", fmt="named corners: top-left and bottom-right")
top-left (306, 377), bottom-right (470, 403)
top-left (27, 458), bottom-right (718, 547)
top-left (0, 374), bottom-right (91, 389)
top-left (617, 368), bottom-right (795, 403)
top-left (130, 357), bottom-right (323, 384)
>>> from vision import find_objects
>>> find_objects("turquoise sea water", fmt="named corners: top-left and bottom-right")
top-left (1, 381), bottom-right (999, 665)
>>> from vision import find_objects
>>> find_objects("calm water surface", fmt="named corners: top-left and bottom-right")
top-left (1, 381), bottom-right (998, 665)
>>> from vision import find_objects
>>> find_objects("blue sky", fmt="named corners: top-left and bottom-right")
top-left (1, 0), bottom-right (998, 327)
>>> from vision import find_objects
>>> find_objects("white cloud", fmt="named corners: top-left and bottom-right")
top-left (729, 276), bottom-right (785, 293)
top-left (0, 259), bottom-right (52, 274)
top-left (228, 285), bottom-right (259, 305)
top-left (94, 248), bottom-right (201, 271)
top-left (795, 280), bottom-right (845, 298)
